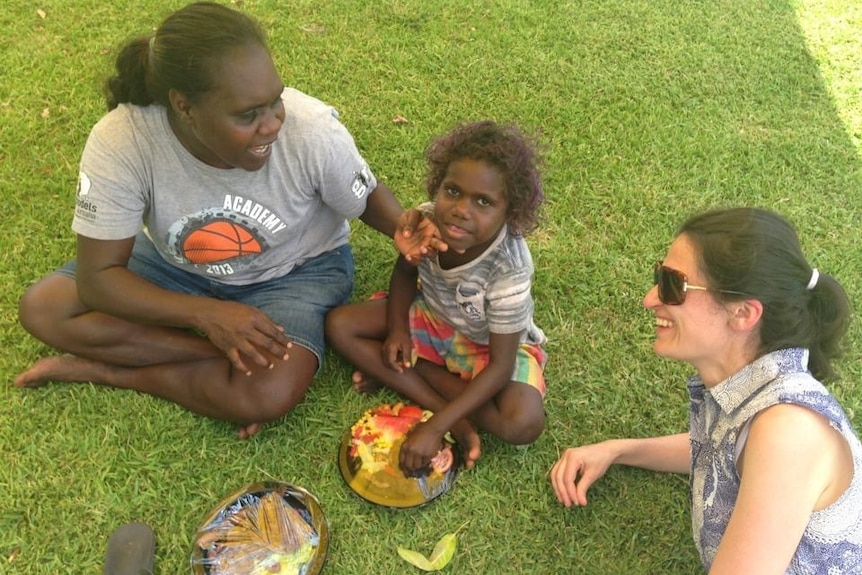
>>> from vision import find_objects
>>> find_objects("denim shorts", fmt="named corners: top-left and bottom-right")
top-left (57, 233), bottom-right (355, 367)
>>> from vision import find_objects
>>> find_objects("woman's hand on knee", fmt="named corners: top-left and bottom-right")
top-left (195, 300), bottom-right (292, 374)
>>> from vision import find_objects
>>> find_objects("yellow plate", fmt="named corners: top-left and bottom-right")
top-left (337, 403), bottom-right (459, 508)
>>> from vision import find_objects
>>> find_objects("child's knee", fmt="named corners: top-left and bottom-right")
top-left (500, 410), bottom-right (545, 445)
top-left (324, 306), bottom-right (349, 345)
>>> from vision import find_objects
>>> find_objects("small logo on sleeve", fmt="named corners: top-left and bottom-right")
top-left (75, 171), bottom-right (98, 220)
top-left (351, 164), bottom-right (372, 199)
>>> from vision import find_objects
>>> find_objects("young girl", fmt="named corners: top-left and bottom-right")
top-left (550, 208), bottom-right (862, 574)
top-left (326, 121), bottom-right (548, 473)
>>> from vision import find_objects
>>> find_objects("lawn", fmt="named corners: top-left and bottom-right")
top-left (1, 0), bottom-right (860, 573)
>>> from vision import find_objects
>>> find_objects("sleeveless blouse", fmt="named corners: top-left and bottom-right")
top-left (688, 348), bottom-right (862, 573)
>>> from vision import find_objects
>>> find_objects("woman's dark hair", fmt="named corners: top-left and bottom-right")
top-left (680, 207), bottom-right (850, 381)
top-left (104, 2), bottom-right (267, 110)
top-left (424, 121), bottom-right (544, 236)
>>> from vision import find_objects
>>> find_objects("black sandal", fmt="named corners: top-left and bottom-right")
top-left (103, 522), bottom-right (155, 575)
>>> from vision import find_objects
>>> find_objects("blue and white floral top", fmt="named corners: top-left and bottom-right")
top-left (688, 348), bottom-right (862, 573)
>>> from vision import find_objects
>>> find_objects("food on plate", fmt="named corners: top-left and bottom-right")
top-left (339, 402), bottom-right (458, 508)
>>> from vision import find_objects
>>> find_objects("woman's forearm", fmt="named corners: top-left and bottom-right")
top-left (609, 432), bottom-right (691, 474)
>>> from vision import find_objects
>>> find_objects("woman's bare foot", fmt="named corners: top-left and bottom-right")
top-left (238, 422), bottom-right (263, 440)
top-left (351, 370), bottom-right (383, 395)
top-left (451, 420), bottom-right (482, 470)
top-left (14, 354), bottom-right (111, 388)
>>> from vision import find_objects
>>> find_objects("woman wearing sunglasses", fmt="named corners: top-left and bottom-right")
top-left (550, 207), bottom-right (862, 574)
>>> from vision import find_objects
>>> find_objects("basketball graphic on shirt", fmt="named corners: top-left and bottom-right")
top-left (181, 219), bottom-right (263, 264)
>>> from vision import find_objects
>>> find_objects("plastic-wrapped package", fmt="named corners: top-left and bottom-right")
top-left (191, 482), bottom-right (328, 575)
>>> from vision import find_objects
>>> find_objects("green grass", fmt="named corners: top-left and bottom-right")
top-left (2, 0), bottom-right (861, 573)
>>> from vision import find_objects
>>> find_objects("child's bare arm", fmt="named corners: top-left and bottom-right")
top-left (398, 330), bottom-right (521, 472)
top-left (382, 256), bottom-right (418, 371)
top-left (421, 331), bottom-right (521, 440)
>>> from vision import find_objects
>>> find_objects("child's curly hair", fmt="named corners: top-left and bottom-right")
top-left (424, 121), bottom-right (544, 236)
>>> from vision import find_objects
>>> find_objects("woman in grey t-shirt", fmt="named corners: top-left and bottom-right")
top-left (15, 2), bottom-right (439, 439)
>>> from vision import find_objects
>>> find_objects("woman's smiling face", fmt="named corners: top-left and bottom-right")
top-left (170, 42), bottom-right (285, 171)
top-left (643, 234), bottom-right (741, 382)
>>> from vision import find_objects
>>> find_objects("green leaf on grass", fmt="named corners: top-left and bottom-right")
top-left (397, 547), bottom-right (435, 571)
top-left (397, 532), bottom-right (457, 571)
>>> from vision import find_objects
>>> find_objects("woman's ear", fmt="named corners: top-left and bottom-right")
top-left (168, 89), bottom-right (193, 124)
top-left (730, 299), bottom-right (763, 332)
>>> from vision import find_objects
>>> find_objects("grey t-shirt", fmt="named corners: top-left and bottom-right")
top-left (72, 88), bottom-right (376, 285)
top-left (417, 217), bottom-right (546, 346)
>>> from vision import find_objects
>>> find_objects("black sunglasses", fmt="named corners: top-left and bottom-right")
top-left (653, 262), bottom-right (745, 305)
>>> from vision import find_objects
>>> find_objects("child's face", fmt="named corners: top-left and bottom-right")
top-left (434, 158), bottom-right (508, 257)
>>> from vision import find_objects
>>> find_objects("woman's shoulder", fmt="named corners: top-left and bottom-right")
top-left (746, 401), bottom-right (858, 498)
top-left (750, 402), bottom-right (835, 438)
top-left (88, 104), bottom-right (168, 151)
top-left (92, 103), bottom-right (165, 130)
top-left (80, 105), bottom-right (169, 175)
top-left (739, 404), bottom-right (841, 499)
top-left (277, 88), bottom-right (353, 155)
top-left (770, 371), bottom-right (854, 429)
top-left (745, 385), bottom-right (859, 475)
top-left (281, 88), bottom-right (342, 125)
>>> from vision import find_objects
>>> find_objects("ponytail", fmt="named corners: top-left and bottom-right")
top-left (104, 37), bottom-right (155, 110)
top-left (805, 272), bottom-right (850, 380)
